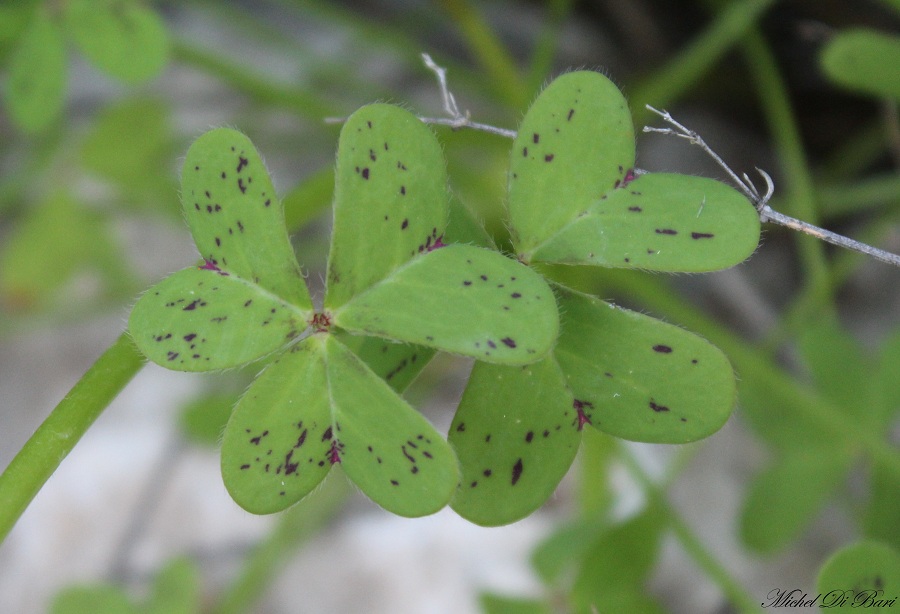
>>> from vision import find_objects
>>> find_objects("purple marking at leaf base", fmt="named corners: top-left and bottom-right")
top-left (573, 399), bottom-right (593, 430)
top-left (329, 440), bottom-right (342, 464)
top-left (199, 259), bottom-right (220, 271)
top-left (426, 235), bottom-right (446, 252)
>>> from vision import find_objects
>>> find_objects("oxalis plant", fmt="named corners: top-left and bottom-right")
top-left (126, 69), bottom-right (760, 523)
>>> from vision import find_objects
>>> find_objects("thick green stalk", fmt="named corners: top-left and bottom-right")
top-left (618, 444), bottom-right (762, 613)
top-left (629, 0), bottom-right (777, 126)
top-left (439, 0), bottom-right (527, 108)
top-left (0, 333), bottom-right (145, 544)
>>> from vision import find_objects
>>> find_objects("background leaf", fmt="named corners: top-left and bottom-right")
top-left (816, 541), bottom-right (900, 609)
top-left (325, 103), bottom-right (448, 309)
top-left (50, 586), bottom-right (137, 614)
top-left (0, 193), bottom-right (130, 311)
top-left (820, 29), bottom-right (900, 100)
top-left (334, 244), bottom-right (558, 365)
top-left (65, 0), bottom-right (169, 84)
top-left (4, 12), bottom-right (66, 132)
top-left (449, 357), bottom-right (581, 526)
top-left (178, 392), bottom-right (240, 447)
top-left (740, 448), bottom-right (852, 554)
top-left (570, 507), bottom-right (666, 614)
top-left (144, 558), bottom-right (201, 614)
top-left (79, 98), bottom-right (178, 216)
top-left (507, 70), bottom-right (634, 257)
top-left (554, 286), bottom-right (736, 443)
top-left (479, 594), bottom-right (552, 614)
top-left (531, 174), bottom-right (760, 271)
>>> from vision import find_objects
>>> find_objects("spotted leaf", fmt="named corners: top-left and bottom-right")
top-left (508, 71), bottom-right (634, 257)
top-left (325, 104), bottom-right (448, 310)
top-left (65, 0), bottom-right (169, 84)
top-left (221, 337), bottom-right (333, 514)
top-left (531, 174), bottom-right (760, 271)
top-left (4, 13), bottom-right (66, 133)
top-left (325, 337), bottom-right (458, 517)
top-left (553, 286), bottom-right (735, 443)
top-left (508, 71), bottom-right (759, 271)
top-left (816, 541), bottom-right (900, 609)
top-left (449, 357), bottom-right (580, 526)
top-left (333, 244), bottom-right (558, 365)
top-left (129, 267), bottom-right (307, 371)
top-left (181, 128), bottom-right (312, 311)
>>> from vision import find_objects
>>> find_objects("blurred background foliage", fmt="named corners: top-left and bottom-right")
top-left (0, 0), bottom-right (898, 612)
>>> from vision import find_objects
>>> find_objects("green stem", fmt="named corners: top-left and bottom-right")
top-left (629, 0), bottom-right (777, 126)
top-left (618, 443), bottom-right (762, 613)
top-left (439, 0), bottom-right (527, 108)
top-left (170, 40), bottom-right (333, 120)
top-left (0, 332), bottom-right (145, 544)
top-left (817, 173), bottom-right (900, 218)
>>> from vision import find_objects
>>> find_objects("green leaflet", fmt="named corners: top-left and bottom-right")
top-left (326, 337), bottom-right (458, 517)
top-left (325, 104), bottom-right (448, 309)
top-left (821, 29), bottom-right (900, 100)
top-left (4, 13), bottom-right (66, 133)
top-left (449, 357), bottom-right (580, 526)
top-left (334, 244), bottom-right (559, 365)
top-left (816, 542), bottom-right (900, 610)
top-left (531, 174), bottom-right (760, 271)
top-left (181, 128), bottom-right (312, 311)
top-left (507, 71), bottom-right (759, 271)
top-left (65, 0), bottom-right (169, 84)
top-left (554, 286), bottom-right (736, 443)
top-left (129, 267), bottom-right (307, 371)
top-left (222, 336), bottom-right (458, 517)
top-left (740, 448), bottom-right (852, 554)
top-left (508, 71), bottom-right (634, 256)
top-left (221, 338), bottom-right (334, 514)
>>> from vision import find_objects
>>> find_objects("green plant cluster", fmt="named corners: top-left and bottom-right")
top-left (1, 1), bottom-right (898, 613)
